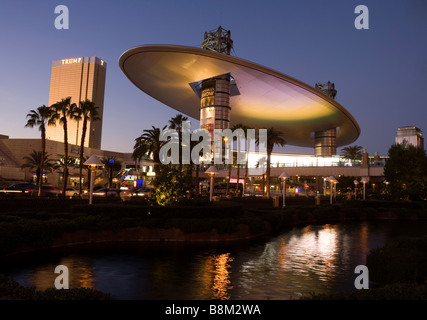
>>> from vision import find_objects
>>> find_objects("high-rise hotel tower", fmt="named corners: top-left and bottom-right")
top-left (46, 57), bottom-right (107, 149)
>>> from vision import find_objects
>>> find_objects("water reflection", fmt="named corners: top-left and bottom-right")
top-left (2, 221), bottom-right (426, 300)
top-left (211, 253), bottom-right (233, 300)
top-left (19, 256), bottom-right (95, 291)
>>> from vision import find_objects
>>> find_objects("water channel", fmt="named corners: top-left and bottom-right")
top-left (1, 220), bottom-right (426, 300)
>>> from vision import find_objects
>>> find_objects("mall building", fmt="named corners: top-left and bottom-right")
top-left (0, 131), bottom-right (386, 194)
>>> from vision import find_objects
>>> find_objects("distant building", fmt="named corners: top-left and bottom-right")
top-left (46, 57), bottom-right (107, 149)
top-left (395, 126), bottom-right (424, 150)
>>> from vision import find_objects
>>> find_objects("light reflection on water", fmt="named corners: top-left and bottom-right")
top-left (2, 220), bottom-right (426, 300)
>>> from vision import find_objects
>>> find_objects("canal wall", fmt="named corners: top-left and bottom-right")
top-left (2, 205), bottom-right (426, 259)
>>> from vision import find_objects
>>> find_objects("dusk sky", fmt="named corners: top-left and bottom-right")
top-left (0, 0), bottom-right (426, 156)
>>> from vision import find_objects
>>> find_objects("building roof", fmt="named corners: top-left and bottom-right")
top-left (119, 45), bottom-right (360, 148)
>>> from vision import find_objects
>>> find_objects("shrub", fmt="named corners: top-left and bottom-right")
top-left (367, 236), bottom-right (427, 286)
top-left (0, 274), bottom-right (114, 300)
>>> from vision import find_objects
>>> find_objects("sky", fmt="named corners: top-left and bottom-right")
top-left (0, 0), bottom-right (426, 156)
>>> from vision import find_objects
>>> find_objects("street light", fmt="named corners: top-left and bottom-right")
top-left (333, 178), bottom-right (339, 202)
top-left (353, 180), bottom-right (359, 200)
top-left (279, 172), bottom-right (290, 208)
top-left (205, 165), bottom-right (219, 202)
top-left (83, 155), bottom-right (104, 205)
top-left (360, 177), bottom-right (368, 200)
top-left (327, 176), bottom-right (336, 205)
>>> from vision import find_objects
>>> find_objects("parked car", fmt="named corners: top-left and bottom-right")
top-left (0, 183), bottom-right (37, 196)
top-left (92, 188), bottom-right (121, 198)
top-left (40, 185), bottom-right (62, 198)
top-left (65, 188), bottom-right (79, 199)
top-left (0, 183), bottom-right (62, 198)
top-left (130, 187), bottom-right (152, 197)
top-left (82, 185), bottom-right (104, 198)
top-left (119, 189), bottom-right (132, 201)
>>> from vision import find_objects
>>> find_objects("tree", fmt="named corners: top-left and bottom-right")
top-left (101, 156), bottom-right (122, 188)
top-left (21, 151), bottom-right (57, 185)
top-left (133, 126), bottom-right (167, 175)
top-left (341, 145), bottom-right (363, 165)
top-left (153, 165), bottom-right (189, 206)
top-left (74, 100), bottom-right (100, 196)
top-left (231, 123), bottom-right (252, 197)
top-left (383, 141), bottom-right (427, 200)
top-left (25, 106), bottom-right (55, 196)
top-left (168, 114), bottom-right (188, 176)
top-left (256, 128), bottom-right (286, 198)
top-left (50, 97), bottom-right (77, 196)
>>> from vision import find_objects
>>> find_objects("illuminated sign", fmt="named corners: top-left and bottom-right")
top-left (146, 172), bottom-right (156, 177)
top-left (229, 178), bottom-right (244, 184)
top-left (124, 175), bottom-right (137, 181)
top-left (61, 57), bottom-right (82, 65)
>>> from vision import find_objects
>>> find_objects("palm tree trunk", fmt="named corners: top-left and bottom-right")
top-left (195, 164), bottom-right (200, 198)
top-left (39, 130), bottom-right (46, 197)
top-left (244, 156), bottom-right (249, 197)
top-left (266, 152), bottom-right (271, 198)
top-left (226, 164), bottom-right (231, 196)
top-left (235, 164), bottom-right (241, 196)
top-left (262, 174), bottom-right (265, 197)
top-left (79, 117), bottom-right (88, 197)
top-left (63, 119), bottom-right (68, 196)
top-left (36, 167), bottom-right (41, 187)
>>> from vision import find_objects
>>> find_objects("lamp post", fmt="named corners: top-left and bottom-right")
top-left (333, 178), bottom-right (339, 202)
top-left (205, 166), bottom-right (219, 202)
top-left (353, 180), bottom-right (359, 200)
top-left (327, 176), bottom-right (336, 205)
top-left (360, 177), bottom-right (368, 200)
top-left (83, 155), bottom-right (104, 205)
top-left (279, 172), bottom-right (290, 208)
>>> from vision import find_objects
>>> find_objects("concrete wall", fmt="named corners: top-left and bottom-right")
top-left (0, 137), bottom-right (135, 187)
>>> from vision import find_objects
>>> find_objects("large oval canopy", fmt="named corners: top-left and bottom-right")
top-left (119, 45), bottom-right (360, 147)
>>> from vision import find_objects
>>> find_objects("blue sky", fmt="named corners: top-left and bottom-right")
top-left (0, 0), bottom-right (426, 155)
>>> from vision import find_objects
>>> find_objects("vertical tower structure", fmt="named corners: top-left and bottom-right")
top-left (395, 126), bottom-right (424, 151)
top-left (46, 56), bottom-right (107, 149)
top-left (199, 27), bottom-right (234, 158)
top-left (314, 81), bottom-right (338, 157)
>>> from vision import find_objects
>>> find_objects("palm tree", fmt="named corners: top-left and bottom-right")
top-left (341, 145), bottom-right (363, 165)
top-left (101, 156), bottom-right (122, 188)
top-left (256, 127), bottom-right (286, 198)
top-left (225, 151), bottom-right (237, 197)
top-left (50, 97), bottom-right (77, 196)
top-left (74, 100), bottom-right (100, 196)
top-left (21, 151), bottom-right (57, 185)
top-left (25, 106), bottom-right (55, 196)
top-left (133, 126), bottom-right (167, 175)
top-left (255, 156), bottom-right (267, 197)
top-left (231, 123), bottom-right (252, 196)
top-left (168, 114), bottom-right (188, 175)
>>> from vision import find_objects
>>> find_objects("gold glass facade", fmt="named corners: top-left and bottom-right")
top-left (314, 128), bottom-right (337, 157)
top-left (46, 57), bottom-right (107, 149)
top-left (200, 76), bottom-right (231, 136)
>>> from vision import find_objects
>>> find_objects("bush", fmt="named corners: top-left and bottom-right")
top-left (367, 236), bottom-right (427, 286)
top-left (304, 283), bottom-right (427, 300)
top-left (0, 274), bottom-right (114, 300)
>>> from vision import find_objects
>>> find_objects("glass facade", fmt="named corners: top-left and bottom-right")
top-left (46, 57), bottom-right (107, 149)
top-left (314, 128), bottom-right (337, 157)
